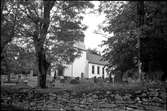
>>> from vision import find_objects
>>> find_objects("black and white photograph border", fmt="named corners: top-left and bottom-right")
top-left (1, 1), bottom-right (167, 111)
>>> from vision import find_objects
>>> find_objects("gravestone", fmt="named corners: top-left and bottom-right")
top-left (30, 70), bottom-right (33, 77)
top-left (27, 70), bottom-right (38, 87)
top-left (17, 74), bottom-right (22, 83)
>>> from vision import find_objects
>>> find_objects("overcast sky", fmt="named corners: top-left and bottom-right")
top-left (82, 1), bottom-right (108, 53)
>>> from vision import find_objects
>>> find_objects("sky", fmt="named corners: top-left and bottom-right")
top-left (82, 1), bottom-right (108, 53)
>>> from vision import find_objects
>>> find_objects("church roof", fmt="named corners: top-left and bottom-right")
top-left (86, 52), bottom-right (108, 65)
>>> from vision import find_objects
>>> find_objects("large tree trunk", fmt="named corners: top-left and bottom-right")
top-left (37, 51), bottom-right (49, 88)
top-left (33, 34), bottom-right (48, 88)
top-left (32, 1), bottom-right (55, 88)
top-left (34, 42), bottom-right (50, 88)
top-left (137, 1), bottom-right (144, 82)
top-left (160, 49), bottom-right (167, 81)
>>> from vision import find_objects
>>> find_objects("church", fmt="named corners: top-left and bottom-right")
top-left (51, 41), bottom-right (109, 79)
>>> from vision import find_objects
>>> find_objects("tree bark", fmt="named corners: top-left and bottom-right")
top-left (137, 1), bottom-right (144, 82)
top-left (33, 33), bottom-right (48, 88)
top-left (31, 1), bottom-right (54, 88)
top-left (118, 71), bottom-right (124, 82)
top-left (37, 50), bottom-right (49, 88)
top-left (109, 73), bottom-right (112, 82)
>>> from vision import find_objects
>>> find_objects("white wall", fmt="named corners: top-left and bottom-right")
top-left (88, 63), bottom-right (108, 78)
top-left (72, 50), bottom-right (87, 78)
top-left (63, 50), bottom-right (87, 78)
top-left (84, 60), bottom-right (89, 78)
top-left (63, 64), bottom-right (73, 77)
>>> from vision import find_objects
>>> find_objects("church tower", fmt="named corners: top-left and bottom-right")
top-left (74, 40), bottom-right (86, 51)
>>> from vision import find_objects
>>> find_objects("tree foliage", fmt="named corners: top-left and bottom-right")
top-left (1, 0), bottom-right (94, 88)
top-left (100, 1), bottom-right (167, 81)
top-left (1, 43), bottom-right (37, 75)
top-left (87, 48), bottom-right (101, 56)
top-left (100, 2), bottom-right (137, 77)
top-left (1, 0), bottom-right (21, 59)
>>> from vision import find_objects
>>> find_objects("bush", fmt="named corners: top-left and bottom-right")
top-left (70, 79), bottom-right (80, 84)
top-left (75, 77), bottom-right (80, 80)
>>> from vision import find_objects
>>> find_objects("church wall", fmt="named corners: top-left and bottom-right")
top-left (88, 63), bottom-right (108, 78)
top-left (84, 60), bottom-right (89, 78)
top-left (72, 50), bottom-right (87, 78)
top-left (63, 64), bottom-right (73, 77)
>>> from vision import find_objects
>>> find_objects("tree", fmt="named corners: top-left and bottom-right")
top-left (1, 43), bottom-right (21, 81)
top-left (136, 1), bottom-right (144, 81)
top-left (99, 1), bottom-right (167, 81)
top-left (1, 42), bottom-right (37, 81)
top-left (1, 0), bottom-right (20, 59)
top-left (140, 1), bottom-right (167, 81)
top-left (15, 1), bottom-right (94, 88)
top-left (99, 1), bottom-right (138, 82)
top-left (87, 48), bottom-right (101, 56)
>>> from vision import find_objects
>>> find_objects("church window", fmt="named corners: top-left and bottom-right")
top-left (92, 65), bottom-right (94, 74)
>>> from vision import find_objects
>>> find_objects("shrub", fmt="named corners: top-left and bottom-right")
top-left (75, 77), bottom-right (80, 80)
top-left (70, 79), bottom-right (80, 84)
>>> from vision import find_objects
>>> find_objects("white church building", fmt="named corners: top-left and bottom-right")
top-left (51, 41), bottom-right (109, 79)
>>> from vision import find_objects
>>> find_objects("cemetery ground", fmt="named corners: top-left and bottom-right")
top-left (1, 77), bottom-right (167, 111)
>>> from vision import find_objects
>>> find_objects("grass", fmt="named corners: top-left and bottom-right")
top-left (2, 78), bottom-right (166, 95)
top-left (69, 82), bottom-right (144, 95)
top-left (37, 80), bottom-right (145, 95)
